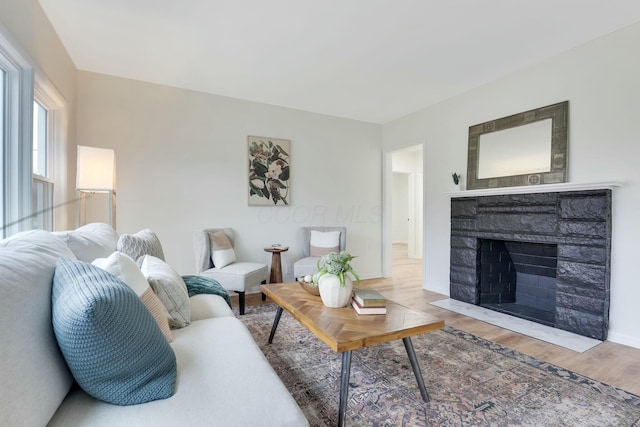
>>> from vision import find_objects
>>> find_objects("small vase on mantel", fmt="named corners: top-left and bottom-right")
top-left (452, 172), bottom-right (462, 191)
top-left (318, 274), bottom-right (353, 308)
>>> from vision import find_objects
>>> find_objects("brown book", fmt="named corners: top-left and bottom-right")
top-left (353, 289), bottom-right (386, 307)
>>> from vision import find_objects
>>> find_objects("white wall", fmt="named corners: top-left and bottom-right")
top-left (77, 72), bottom-right (383, 289)
top-left (383, 23), bottom-right (640, 348)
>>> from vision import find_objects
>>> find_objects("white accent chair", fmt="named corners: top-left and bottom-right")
top-left (292, 226), bottom-right (347, 279)
top-left (193, 228), bottom-right (268, 315)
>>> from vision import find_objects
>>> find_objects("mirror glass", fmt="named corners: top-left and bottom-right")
top-left (466, 101), bottom-right (568, 190)
top-left (477, 119), bottom-right (552, 179)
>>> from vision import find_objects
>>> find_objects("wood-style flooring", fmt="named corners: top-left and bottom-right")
top-left (237, 243), bottom-right (640, 396)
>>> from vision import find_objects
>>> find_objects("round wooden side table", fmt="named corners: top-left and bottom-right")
top-left (264, 245), bottom-right (289, 284)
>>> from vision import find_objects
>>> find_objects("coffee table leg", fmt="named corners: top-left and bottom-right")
top-left (268, 306), bottom-right (283, 344)
top-left (338, 351), bottom-right (352, 427)
top-left (403, 337), bottom-right (430, 402)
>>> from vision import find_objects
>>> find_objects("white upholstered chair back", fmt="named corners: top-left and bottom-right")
top-left (296, 226), bottom-right (347, 258)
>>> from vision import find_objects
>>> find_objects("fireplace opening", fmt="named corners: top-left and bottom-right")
top-left (479, 239), bottom-right (557, 326)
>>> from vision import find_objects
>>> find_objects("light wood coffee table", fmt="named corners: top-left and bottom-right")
top-left (261, 282), bottom-right (444, 427)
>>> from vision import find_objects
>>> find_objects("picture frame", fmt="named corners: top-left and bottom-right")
top-left (248, 136), bottom-right (290, 206)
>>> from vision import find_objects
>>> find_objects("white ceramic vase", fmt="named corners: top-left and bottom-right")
top-left (318, 274), bottom-right (353, 308)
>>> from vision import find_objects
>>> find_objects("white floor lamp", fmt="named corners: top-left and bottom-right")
top-left (76, 145), bottom-right (116, 228)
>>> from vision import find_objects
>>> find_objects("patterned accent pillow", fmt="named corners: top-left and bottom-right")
top-left (208, 231), bottom-right (236, 269)
top-left (93, 252), bottom-right (172, 342)
top-left (117, 228), bottom-right (165, 261)
top-left (139, 255), bottom-right (191, 329)
top-left (310, 230), bottom-right (341, 256)
top-left (52, 258), bottom-right (176, 406)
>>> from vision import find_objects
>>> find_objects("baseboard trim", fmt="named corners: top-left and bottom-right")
top-left (607, 331), bottom-right (640, 349)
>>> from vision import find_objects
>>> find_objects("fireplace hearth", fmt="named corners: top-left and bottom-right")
top-left (450, 190), bottom-right (611, 341)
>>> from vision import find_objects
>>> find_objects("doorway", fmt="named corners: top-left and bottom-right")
top-left (383, 144), bottom-right (423, 277)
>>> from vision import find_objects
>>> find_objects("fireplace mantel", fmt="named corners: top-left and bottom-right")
top-left (446, 181), bottom-right (621, 198)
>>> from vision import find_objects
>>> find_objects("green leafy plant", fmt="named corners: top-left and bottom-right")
top-left (452, 172), bottom-right (460, 185)
top-left (313, 251), bottom-right (360, 286)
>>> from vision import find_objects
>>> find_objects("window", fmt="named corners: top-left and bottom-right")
top-left (0, 29), bottom-right (35, 237)
top-left (31, 92), bottom-right (57, 231)
top-left (32, 99), bottom-right (53, 230)
top-left (33, 100), bottom-right (47, 176)
top-left (33, 76), bottom-right (66, 232)
top-left (0, 29), bottom-right (68, 238)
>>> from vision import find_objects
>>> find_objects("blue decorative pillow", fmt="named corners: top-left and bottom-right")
top-left (52, 258), bottom-right (176, 405)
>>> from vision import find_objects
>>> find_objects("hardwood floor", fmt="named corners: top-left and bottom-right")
top-left (239, 243), bottom-right (640, 396)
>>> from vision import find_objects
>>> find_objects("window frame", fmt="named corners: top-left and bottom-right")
top-left (0, 29), bottom-right (34, 238)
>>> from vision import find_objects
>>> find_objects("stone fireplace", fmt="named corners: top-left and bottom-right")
top-left (450, 189), bottom-right (611, 341)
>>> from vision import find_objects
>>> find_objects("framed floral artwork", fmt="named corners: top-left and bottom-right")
top-left (248, 136), bottom-right (290, 206)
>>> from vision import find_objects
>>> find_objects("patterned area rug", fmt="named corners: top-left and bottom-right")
top-left (238, 304), bottom-right (640, 427)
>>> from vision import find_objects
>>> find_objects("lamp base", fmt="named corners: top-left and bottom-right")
top-left (77, 190), bottom-right (116, 229)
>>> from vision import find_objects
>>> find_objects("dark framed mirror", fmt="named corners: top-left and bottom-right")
top-left (466, 101), bottom-right (569, 190)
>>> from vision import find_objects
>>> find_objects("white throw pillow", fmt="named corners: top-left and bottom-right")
top-left (93, 252), bottom-right (173, 342)
top-left (208, 231), bottom-right (236, 269)
top-left (310, 230), bottom-right (341, 256)
top-left (139, 255), bottom-right (191, 329)
top-left (54, 223), bottom-right (119, 262)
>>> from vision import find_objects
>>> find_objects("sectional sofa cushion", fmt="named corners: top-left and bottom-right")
top-left (48, 317), bottom-right (309, 426)
top-left (93, 252), bottom-right (173, 342)
top-left (0, 230), bottom-right (76, 427)
top-left (139, 255), bottom-right (191, 329)
top-left (208, 231), bottom-right (236, 268)
top-left (309, 230), bottom-right (341, 256)
top-left (53, 223), bottom-right (119, 262)
top-left (189, 294), bottom-right (235, 321)
top-left (117, 228), bottom-right (165, 261)
top-left (52, 258), bottom-right (177, 406)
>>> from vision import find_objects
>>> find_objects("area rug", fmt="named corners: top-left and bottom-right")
top-left (238, 304), bottom-right (640, 427)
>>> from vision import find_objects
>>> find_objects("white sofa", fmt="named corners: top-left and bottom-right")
top-left (0, 223), bottom-right (307, 427)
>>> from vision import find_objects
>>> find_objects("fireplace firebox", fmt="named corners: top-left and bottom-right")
top-left (479, 239), bottom-right (557, 326)
top-left (450, 190), bottom-right (611, 341)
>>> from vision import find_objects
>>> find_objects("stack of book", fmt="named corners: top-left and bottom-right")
top-left (351, 288), bottom-right (387, 315)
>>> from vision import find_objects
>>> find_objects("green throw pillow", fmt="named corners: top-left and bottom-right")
top-left (52, 258), bottom-right (176, 405)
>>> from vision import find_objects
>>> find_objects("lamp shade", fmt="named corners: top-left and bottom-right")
top-left (76, 145), bottom-right (116, 191)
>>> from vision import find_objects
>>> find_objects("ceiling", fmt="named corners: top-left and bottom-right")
top-left (38, 0), bottom-right (640, 124)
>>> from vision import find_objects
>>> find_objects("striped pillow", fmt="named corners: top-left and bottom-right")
top-left (52, 258), bottom-right (176, 405)
top-left (139, 255), bottom-right (191, 329)
top-left (208, 231), bottom-right (236, 268)
top-left (310, 230), bottom-right (341, 256)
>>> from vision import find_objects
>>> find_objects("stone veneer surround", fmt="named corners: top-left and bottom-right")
top-left (450, 189), bottom-right (612, 340)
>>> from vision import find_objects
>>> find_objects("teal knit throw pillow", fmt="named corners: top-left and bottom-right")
top-left (52, 258), bottom-right (176, 405)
